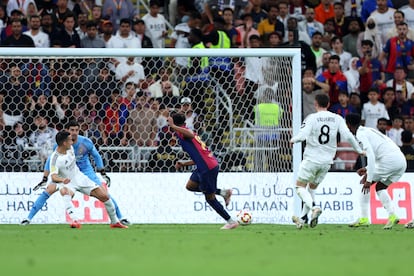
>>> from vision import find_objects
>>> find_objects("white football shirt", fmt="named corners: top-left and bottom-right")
top-left (291, 110), bottom-right (363, 164)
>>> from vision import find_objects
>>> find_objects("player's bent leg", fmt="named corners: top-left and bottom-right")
top-left (21, 183), bottom-right (58, 225)
top-left (186, 180), bottom-right (201, 192)
top-left (376, 182), bottom-right (399, 230)
top-left (60, 187), bottom-right (81, 228)
top-left (205, 194), bottom-right (238, 230)
top-left (90, 187), bottom-right (128, 229)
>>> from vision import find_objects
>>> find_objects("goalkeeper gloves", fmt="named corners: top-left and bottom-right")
top-left (100, 170), bottom-right (111, 187)
top-left (33, 176), bottom-right (48, 191)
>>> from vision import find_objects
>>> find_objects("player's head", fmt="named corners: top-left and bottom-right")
top-left (345, 113), bottom-right (361, 133)
top-left (314, 94), bottom-right (330, 108)
top-left (401, 130), bottom-right (413, 144)
top-left (172, 112), bottom-right (186, 127)
top-left (56, 130), bottom-right (72, 148)
top-left (66, 120), bottom-right (80, 141)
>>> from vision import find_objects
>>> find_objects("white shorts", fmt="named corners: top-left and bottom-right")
top-left (297, 160), bottom-right (331, 186)
top-left (63, 173), bottom-right (100, 196)
top-left (371, 154), bottom-right (407, 185)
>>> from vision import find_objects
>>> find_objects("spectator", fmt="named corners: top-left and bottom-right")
top-left (314, 0), bottom-right (334, 24)
top-left (302, 76), bottom-right (325, 120)
top-left (286, 17), bottom-right (311, 45)
top-left (369, 0), bottom-right (396, 45)
top-left (361, 0), bottom-right (394, 23)
top-left (100, 19), bottom-right (114, 45)
top-left (357, 39), bottom-right (385, 104)
top-left (125, 91), bottom-right (158, 147)
top-left (277, 1), bottom-right (290, 42)
top-left (156, 80), bottom-right (181, 109)
top-left (91, 4), bottom-right (102, 24)
top-left (54, 0), bottom-right (73, 29)
top-left (0, 63), bottom-right (30, 127)
top-left (315, 51), bottom-right (331, 78)
top-left (115, 56), bottom-right (146, 88)
top-left (400, 129), bottom-right (414, 171)
top-left (385, 10), bottom-right (414, 42)
top-left (6, 0), bottom-right (36, 17)
top-left (1, 9), bottom-right (28, 41)
top-left (257, 5), bottom-right (284, 45)
top-left (315, 54), bottom-right (348, 105)
top-left (400, 0), bottom-right (414, 30)
top-left (386, 66), bottom-right (414, 104)
top-left (147, 131), bottom-right (179, 172)
top-left (380, 22), bottom-right (414, 81)
top-left (289, 0), bottom-right (307, 22)
top-left (342, 17), bottom-right (363, 58)
top-left (28, 112), bottom-right (58, 164)
top-left (81, 20), bottom-right (105, 48)
top-left (330, 36), bottom-right (352, 71)
top-left (343, 57), bottom-right (360, 94)
top-left (402, 93), bottom-right (414, 118)
top-left (21, 58), bottom-right (51, 97)
top-left (51, 12), bottom-right (81, 48)
top-left (320, 18), bottom-right (335, 51)
top-left (298, 7), bottom-right (324, 39)
top-left (245, 0), bottom-right (267, 28)
top-left (24, 15), bottom-right (50, 47)
top-left (0, 124), bottom-right (28, 172)
top-left (361, 88), bottom-right (390, 128)
top-left (382, 87), bottom-right (400, 121)
top-left (329, 2), bottom-right (347, 37)
top-left (222, 7), bottom-right (239, 48)
top-left (357, 16), bottom-right (383, 59)
top-left (102, 90), bottom-right (127, 146)
top-left (388, 115), bottom-right (404, 146)
top-left (40, 12), bottom-right (60, 44)
top-left (376, 117), bottom-right (389, 134)
top-left (329, 90), bottom-right (356, 118)
top-left (142, 0), bottom-right (168, 48)
top-left (106, 18), bottom-right (141, 69)
top-left (404, 116), bottom-right (414, 132)
top-left (75, 12), bottom-right (88, 40)
top-left (267, 31), bottom-right (282, 47)
top-left (1, 18), bottom-right (35, 47)
top-left (102, 0), bottom-right (137, 31)
top-left (236, 12), bottom-right (260, 48)
top-left (179, 97), bottom-right (198, 131)
top-left (349, 92), bottom-right (362, 114)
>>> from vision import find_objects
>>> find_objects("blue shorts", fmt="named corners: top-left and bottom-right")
top-left (190, 166), bottom-right (219, 194)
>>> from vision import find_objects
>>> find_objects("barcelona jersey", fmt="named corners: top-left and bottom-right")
top-left (174, 128), bottom-right (218, 173)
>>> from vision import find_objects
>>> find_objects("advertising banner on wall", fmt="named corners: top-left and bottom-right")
top-left (0, 172), bottom-right (412, 225)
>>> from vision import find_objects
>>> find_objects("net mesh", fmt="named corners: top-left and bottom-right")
top-left (0, 53), bottom-right (293, 173)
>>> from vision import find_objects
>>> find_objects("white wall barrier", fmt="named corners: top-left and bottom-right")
top-left (0, 172), bottom-right (413, 225)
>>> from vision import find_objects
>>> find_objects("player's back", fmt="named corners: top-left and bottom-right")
top-left (303, 111), bottom-right (344, 164)
top-left (357, 126), bottom-right (402, 159)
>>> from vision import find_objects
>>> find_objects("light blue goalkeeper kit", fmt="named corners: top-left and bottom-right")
top-left (27, 135), bottom-right (123, 220)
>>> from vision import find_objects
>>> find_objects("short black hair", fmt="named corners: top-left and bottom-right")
top-left (66, 120), bottom-right (80, 129)
top-left (56, 130), bottom-right (71, 146)
top-left (172, 112), bottom-right (186, 126)
top-left (315, 94), bottom-right (330, 108)
top-left (345, 113), bottom-right (361, 127)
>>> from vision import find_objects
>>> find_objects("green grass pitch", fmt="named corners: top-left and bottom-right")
top-left (1, 224), bottom-right (413, 276)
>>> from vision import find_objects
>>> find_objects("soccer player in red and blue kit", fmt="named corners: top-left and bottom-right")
top-left (168, 112), bottom-right (238, 230)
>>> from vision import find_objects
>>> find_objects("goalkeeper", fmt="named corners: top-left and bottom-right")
top-left (20, 120), bottom-right (130, 226)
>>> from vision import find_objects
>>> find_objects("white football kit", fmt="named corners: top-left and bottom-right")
top-left (50, 146), bottom-right (99, 195)
top-left (291, 111), bottom-right (363, 184)
top-left (356, 126), bottom-right (406, 185)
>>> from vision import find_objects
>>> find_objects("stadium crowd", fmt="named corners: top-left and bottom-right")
top-left (1, 0), bottom-right (414, 172)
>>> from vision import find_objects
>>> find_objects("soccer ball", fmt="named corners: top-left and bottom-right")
top-left (236, 209), bottom-right (252, 225)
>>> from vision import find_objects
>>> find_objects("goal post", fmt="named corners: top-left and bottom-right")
top-left (0, 47), bottom-right (302, 176)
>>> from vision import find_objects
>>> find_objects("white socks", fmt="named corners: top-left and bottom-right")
top-left (62, 194), bottom-right (78, 221)
top-left (296, 186), bottom-right (314, 210)
top-left (377, 189), bottom-right (395, 216)
top-left (359, 192), bottom-right (370, 218)
top-left (104, 199), bottom-right (118, 224)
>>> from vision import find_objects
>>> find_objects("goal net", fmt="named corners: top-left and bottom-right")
top-left (0, 48), bottom-right (301, 175)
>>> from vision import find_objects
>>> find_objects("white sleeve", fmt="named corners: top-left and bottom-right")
top-left (338, 117), bottom-right (363, 154)
top-left (291, 116), bottom-right (313, 143)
